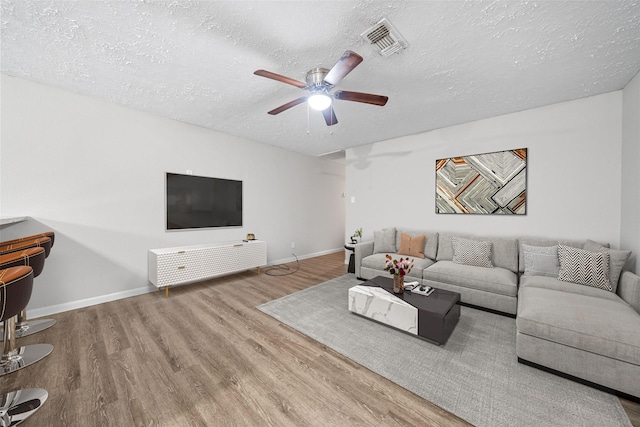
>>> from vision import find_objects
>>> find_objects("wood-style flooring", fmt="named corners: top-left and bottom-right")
top-left (2, 252), bottom-right (638, 426)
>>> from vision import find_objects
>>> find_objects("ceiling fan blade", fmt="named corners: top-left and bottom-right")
top-left (323, 50), bottom-right (363, 86)
top-left (254, 70), bottom-right (307, 89)
top-left (322, 106), bottom-right (338, 126)
top-left (267, 97), bottom-right (308, 115)
top-left (333, 90), bottom-right (388, 106)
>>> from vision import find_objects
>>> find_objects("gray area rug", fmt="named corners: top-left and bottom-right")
top-left (257, 274), bottom-right (632, 427)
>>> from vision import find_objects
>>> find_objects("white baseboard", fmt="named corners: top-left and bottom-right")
top-left (27, 247), bottom-right (344, 318)
top-left (269, 247), bottom-right (343, 266)
top-left (27, 285), bottom-right (155, 319)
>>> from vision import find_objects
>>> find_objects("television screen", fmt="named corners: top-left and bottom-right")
top-left (166, 173), bottom-right (243, 230)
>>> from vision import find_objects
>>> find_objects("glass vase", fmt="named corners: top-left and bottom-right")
top-left (393, 274), bottom-right (404, 294)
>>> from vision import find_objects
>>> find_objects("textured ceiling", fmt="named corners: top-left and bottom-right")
top-left (2, 1), bottom-right (639, 157)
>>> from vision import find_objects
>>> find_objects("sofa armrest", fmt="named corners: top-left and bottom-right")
top-left (618, 270), bottom-right (640, 314)
top-left (354, 241), bottom-right (374, 277)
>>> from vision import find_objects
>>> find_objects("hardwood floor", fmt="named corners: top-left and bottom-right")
top-left (3, 252), bottom-right (638, 426)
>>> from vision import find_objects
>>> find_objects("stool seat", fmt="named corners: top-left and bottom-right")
top-left (0, 231), bottom-right (55, 248)
top-left (0, 247), bottom-right (46, 277)
top-left (0, 267), bottom-right (33, 315)
top-left (0, 248), bottom-right (56, 338)
top-left (0, 237), bottom-right (52, 258)
top-left (1, 266), bottom-right (53, 376)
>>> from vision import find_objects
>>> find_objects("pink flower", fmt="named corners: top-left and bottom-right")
top-left (384, 256), bottom-right (414, 276)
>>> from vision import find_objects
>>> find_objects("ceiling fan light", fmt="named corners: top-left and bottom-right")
top-left (308, 94), bottom-right (332, 111)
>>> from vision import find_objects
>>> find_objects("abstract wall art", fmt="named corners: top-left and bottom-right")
top-left (436, 148), bottom-right (527, 215)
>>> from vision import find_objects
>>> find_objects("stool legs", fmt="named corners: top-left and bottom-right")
top-left (1, 316), bottom-right (53, 376)
top-left (12, 309), bottom-right (56, 337)
top-left (0, 388), bottom-right (48, 426)
top-left (1, 318), bottom-right (17, 363)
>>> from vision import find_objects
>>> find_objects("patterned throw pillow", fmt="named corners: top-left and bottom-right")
top-left (557, 244), bottom-right (612, 291)
top-left (522, 244), bottom-right (559, 277)
top-left (452, 236), bottom-right (493, 268)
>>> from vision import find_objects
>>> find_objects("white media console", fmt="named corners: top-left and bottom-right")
top-left (148, 240), bottom-right (267, 296)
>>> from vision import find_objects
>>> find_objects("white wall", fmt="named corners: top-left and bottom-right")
top-left (621, 71), bottom-right (640, 273)
top-left (346, 92), bottom-right (624, 249)
top-left (0, 75), bottom-right (345, 315)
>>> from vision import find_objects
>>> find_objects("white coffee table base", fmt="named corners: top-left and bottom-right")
top-left (348, 285), bottom-right (418, 335)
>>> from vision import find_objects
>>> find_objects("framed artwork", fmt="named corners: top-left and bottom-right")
top-left (436, 148), bottom-right (527, 215)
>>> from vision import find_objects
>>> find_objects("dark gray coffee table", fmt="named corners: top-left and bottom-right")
top-left (355, 276), bottom-right (461, 345)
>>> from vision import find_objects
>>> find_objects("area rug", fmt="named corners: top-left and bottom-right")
top-left (257, 275), bottom-right (632, 427)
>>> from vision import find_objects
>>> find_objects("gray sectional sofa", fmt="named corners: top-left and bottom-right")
top-left (356, 229), bottom-right (520, 315)
top-left (353, 227), bottom-right (640, 398)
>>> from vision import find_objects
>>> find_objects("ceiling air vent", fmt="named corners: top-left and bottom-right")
top-left (361, 18), bottom-right (408, 57)
top-left (317, 150), bottom-right (345, 163)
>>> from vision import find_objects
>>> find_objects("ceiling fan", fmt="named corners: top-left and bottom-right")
top-left (254, 50), bottom-right (388, 126)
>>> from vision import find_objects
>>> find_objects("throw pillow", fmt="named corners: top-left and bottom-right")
top-left (452, 236), bottom-right (493, 268)
top-left (582, 239), bottom-right (631, 293)
top-left (397, 233), bottom-right (426, 259)
top-left (373, 228), bottom-right (397, 254)
top-left (522, 244), bottom-right (559, 277)
top-left (557, 244), bottom-right (611, 291)
top-left (583, 239), bottom-right (611, 250)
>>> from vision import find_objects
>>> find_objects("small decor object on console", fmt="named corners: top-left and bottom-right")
top-left (384, 255), bottom-right (414, 293)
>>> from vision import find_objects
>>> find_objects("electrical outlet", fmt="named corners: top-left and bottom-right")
top-left (291, 242), bottom-right (296, 249)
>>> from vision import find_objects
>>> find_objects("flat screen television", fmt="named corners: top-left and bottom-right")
top-left (166, 173), bottom-right (242, 230)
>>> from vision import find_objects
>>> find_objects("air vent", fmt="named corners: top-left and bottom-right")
top-left (317, 150), bottom-right (345, 162)
top-left (361, 18), bottom-right (408, 57)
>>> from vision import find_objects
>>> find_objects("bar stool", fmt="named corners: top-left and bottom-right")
top-left (0, 231), bottom-right (55, 248)
top-left (0, 237), bottom-right (52, 258)
top-left (0, 388), bottom-right (48, 426)
top-left (0, 266), bottom-right (53, 377)
top-left (0, 248), bottom-right (56, 338)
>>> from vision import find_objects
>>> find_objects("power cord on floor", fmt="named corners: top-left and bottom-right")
top-left (264, 253), bottom-right (300, 276)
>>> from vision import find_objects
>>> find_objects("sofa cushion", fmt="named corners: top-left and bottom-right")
top-left (522, 244), bottom-right (559, 277)
top-left (423, 260), bottom-right (518, 297)
top-left (517, 286), bottom-right (640, 365)
top-left (583, 239), bottom-right (610, 250)
top-left (583, 240), bottom-right (631, 293)
top-left (558, 244), bottom-right (611, 291)
top-left (519, 275), bottom-right (623, 304)
top-left (397, 233), bottom-right (426, 259)
top-left (373, 228), bottom-right (396, 254)
top-left (395, 229), bottom-right (438, 260)
top-left (438, 233), bottom-right (518, 273)
top-left (452, 236), bottom-right (493, 268)
top-left (518, 238), bottom-right (584, 273)
top-left (362, 253), bottom-right (435, 278)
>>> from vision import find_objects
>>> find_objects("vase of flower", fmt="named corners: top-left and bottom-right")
top-left (384, 255), bottom-right (414, 294)
top-left (393, 274), bottom-right (404, 293)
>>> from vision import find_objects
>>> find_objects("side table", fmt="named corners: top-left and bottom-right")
top-left (344, 243), bottom-right (355, 274)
